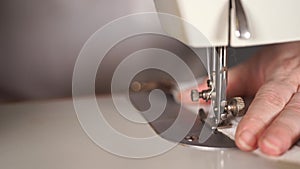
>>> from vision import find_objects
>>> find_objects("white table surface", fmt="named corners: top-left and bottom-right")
top-left (0, 95), bottom-right (299, 169)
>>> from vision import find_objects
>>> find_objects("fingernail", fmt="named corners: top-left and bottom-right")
top-left (261, 136), bottom-right (282, 156)
top-left (237, 130), bottom-right (256, 151)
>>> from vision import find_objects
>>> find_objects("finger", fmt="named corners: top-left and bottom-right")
top-left (235, 80), bottom-right (298, 151)
top-left (258, 89), bottom-right (300, 156)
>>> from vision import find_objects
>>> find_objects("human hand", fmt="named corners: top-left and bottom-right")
top-left (232, 41), bottom-right (300, 156)
top-left (178, 41), bottom-right (300, 156)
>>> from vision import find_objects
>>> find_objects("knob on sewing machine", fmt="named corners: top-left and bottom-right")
top-left (154, 0), bottom-right (300, 129)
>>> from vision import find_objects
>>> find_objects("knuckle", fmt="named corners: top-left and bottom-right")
top-left (248, 116), bottom-right (269, 128)
top-left (285, 78), bottom-right (300, 91)
top-left (286, 102), bottom-right (300, 114)
top-left (270, 107), bottom-right (300, 139)
top-left (272, 119), bottom-right (297, 138)
top-left (280, 56), bottom-right (300, 71)
top-left (240, 116), bottom-right (269, 132)
top-left (255, 87), bottom-right (286, 109)
top-left (286, 93), bottom-right (300, 113)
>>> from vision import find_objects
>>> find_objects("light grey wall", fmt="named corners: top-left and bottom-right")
top-left (0, 0), bottom-right (156, 101)
top-left (0, 0), bottom-right (258, 101)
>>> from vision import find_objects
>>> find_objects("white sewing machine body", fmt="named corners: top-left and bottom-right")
top-left (153, 0), bottom-right (300, 141)
top-left (154, 0), bottom-right (300, 47)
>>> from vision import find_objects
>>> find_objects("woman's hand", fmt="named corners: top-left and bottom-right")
top-left (179, 41), bottom-right (300, 156)
top-left (232, 41), bottom-right (300, 156)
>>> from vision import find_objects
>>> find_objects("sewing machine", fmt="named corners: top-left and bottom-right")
top-left (134, 0), bottom-right (300, 147)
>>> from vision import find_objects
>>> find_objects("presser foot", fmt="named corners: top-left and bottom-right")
top-left (198, 109), bottom-right (233, 130)
top-left (192, 95), bottom-right (246, 130)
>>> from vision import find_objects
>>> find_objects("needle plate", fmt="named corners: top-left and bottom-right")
top-left (130, 92), bottom-right (236, 149)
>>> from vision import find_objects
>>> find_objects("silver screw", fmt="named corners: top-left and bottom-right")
top-left (184, 135), bottom-right (199, 142)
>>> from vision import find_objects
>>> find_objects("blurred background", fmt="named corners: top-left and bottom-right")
top-left (0, 0), bottom-right (258, 102)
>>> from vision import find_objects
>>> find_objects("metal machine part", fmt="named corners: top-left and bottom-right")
top-left (191, 47), bottom-right (246, 129)
top-left (233, 0), bottom-right (251, 39)
top-left (128, 47), bottom-right (246, 148)
top-left (130, 92), bottom-right (236, 148)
